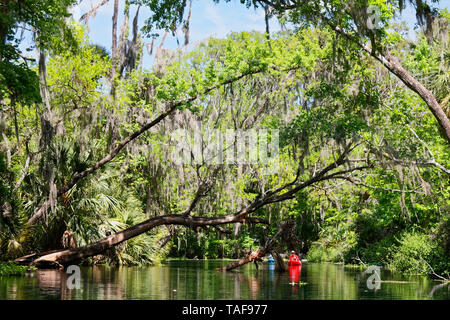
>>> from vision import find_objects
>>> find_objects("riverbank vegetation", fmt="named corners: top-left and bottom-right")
top-left (0, 0), bottom-right (448, 279)
top-left (0, 262), bottom-right (35, 276)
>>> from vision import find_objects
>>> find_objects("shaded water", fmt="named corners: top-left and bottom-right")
top-left (0, 261), bottom-right (448, 300)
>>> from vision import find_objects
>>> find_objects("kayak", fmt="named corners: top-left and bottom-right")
top-left (288, 260), bottom-right (302, 266)
top-left (288, 265), bottom-right (302, 283)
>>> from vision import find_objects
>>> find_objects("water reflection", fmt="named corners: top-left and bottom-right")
top-left (428, 282), bottom-right (449, 299)
top-left (36, 269), bottom-right (67, 298)
top-left (288, 266), bottom-right (301, 284)
top-left (0, 262), bottom-right (448, 300)
top-left (268, 265), bottom-right (275, 281)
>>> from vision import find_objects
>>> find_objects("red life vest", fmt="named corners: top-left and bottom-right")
top-left (288, 254), bottom-right (302, 266)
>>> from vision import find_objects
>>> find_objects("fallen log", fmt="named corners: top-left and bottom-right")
top-left (14, 249), bottom-right (61, 266)
top-left (19, 214), bottom-right (268, 268)
top-left (219, 248), bottom-right (268, 272)
top-left (271, 250), bottom-right (286, 272)
top-left (20, 142), bottom-right (360, 268)
top-left (219, 220), bottom-right (295, 271)
top-left (26, 65), bottom-right (293, 227)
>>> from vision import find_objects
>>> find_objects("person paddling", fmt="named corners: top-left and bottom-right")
top-left (288, 250), bottom-right (302, 266)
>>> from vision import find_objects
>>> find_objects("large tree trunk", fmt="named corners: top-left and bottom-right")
top-left (23, 134), bottom-right (362, 269)
top-left (376, 52), bottom-right (450, 142)
top-left (21, 214), bottom-right (268, 268)
top-left (111, 0), bottom-right (119, 78)
top-left (320, 13), bottom-right (450, 143)
top-left (26, 66), bottom-right (278, 226)
top-left (219, 220), bottom-right (295, 271)
top-left (271, 250), bottom-right (286, 272)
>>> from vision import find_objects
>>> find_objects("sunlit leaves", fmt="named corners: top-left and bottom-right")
top-left (47, 24), bottom-right (111, 114)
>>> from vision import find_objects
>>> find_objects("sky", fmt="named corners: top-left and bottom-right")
top-left (70, 0), bottom-right (280, 69)
top-left (21, 0), bottom-right (448, 70)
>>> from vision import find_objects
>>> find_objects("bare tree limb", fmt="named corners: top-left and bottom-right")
top-left (219, 219), bottom-right (295, 271)
top-left (24, 213), bottom-right (268, 267)
top-left (27, 64), bottom-right (301, 226)
top-left (80, 0), bottom-right (110, 25)
top-left (420, 256), bottom-right (449, 281)
top-left (370, 147), bottom-right (450, 175)
top-left (258, 0), bottom-right (450, 142)
top-left (21, 139), bottom-right (363, 267)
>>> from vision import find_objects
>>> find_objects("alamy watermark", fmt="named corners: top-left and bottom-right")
top-left (365, 265), bottom-right (381, 290)
top-left (170, 122), bottom-right (279, 174)
top-left (366, 5), bottom-right (382, 30)
top-left (66, 265), bottom-right (81, 290)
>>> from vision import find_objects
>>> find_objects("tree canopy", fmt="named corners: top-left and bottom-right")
top-left (0, 0), bottom-right (448, 279)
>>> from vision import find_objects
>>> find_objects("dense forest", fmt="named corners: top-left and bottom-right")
top-left (0, 0), bottom-right (449, 280)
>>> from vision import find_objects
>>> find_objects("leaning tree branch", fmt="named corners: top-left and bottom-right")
top-left (420, 256), bottom-right (450, 281)
top-left (258, 0), bottom-right (450, 142)
top-left (79, 0), bottom-right (110, 24)
top-left (20, 140), bottom-right (363, 268)
top-left (23, 213), bottom-right (269, 268)
top-left (219, 219), bottom-right (295, 271)
top-left (369, 144), bottom-right (450, 175)
top-left (332, 175), bottom-right (423, 193)
top-left (263, 142), bottom-right (363, 204)
top-left (27, 65), bottom-right (296, 226)
top-left (321, 15), bottom-right (450, 142)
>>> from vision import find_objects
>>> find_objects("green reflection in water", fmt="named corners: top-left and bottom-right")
top-left (0, 261), bottom-right (448, 300)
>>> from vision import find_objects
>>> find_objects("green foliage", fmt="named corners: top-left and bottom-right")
top-left (1, 3), bottom-right (448, 280)
top-left (357, 235), bottom-right (396, 265)
top-left (389, 231), bottom-right (433, 274)
top-left (389, 231), bottom-right (449, 277)
top-left (306, 245), bottom-right (330, 262)
top-left (46, 23), bottom-right (111, 114)
top-left (0, 262), bottom-right (35, 276)
top-left (0, 62), bottom-right (41, 104)
top-left (0, 0), bottom-right (77, 103)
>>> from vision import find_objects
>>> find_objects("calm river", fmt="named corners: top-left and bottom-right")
top-left (0, 261), bottom-right (448, 300)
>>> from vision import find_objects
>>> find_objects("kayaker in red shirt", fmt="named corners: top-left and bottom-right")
top-left (288, 250), bottom-right (302, 266)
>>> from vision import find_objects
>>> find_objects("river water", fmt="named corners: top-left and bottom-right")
top-left (0, 261), bottom-right (448, 300)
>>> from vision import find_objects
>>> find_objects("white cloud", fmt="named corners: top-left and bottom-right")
top-left (72, 0), bottom-right (116, 20)
top-left (203, 3), bottom-right (228, 37)
top-left (247, 8), bottom-right (265, 22)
